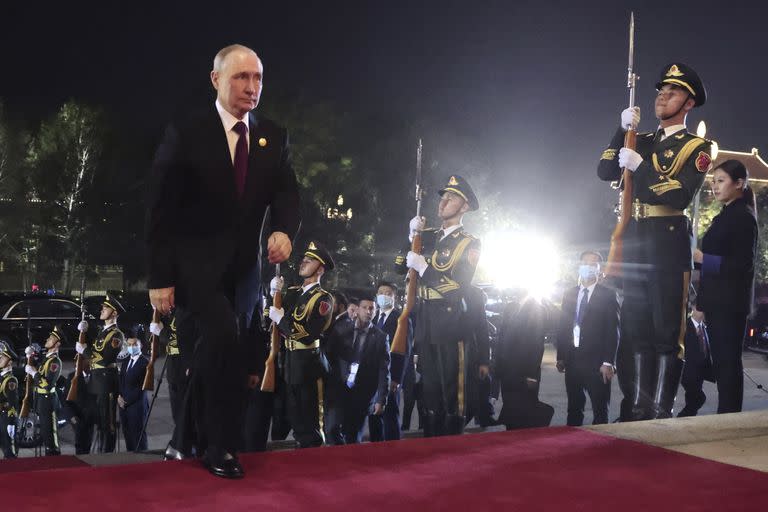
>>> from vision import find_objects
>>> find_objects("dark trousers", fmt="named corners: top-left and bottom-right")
top-left (679, 361), bottom-right (707, 416)
top-left (285, 379), bottom-right (324, 448)
top-left (421, 342), bottom-right (466, 418)
top-left (72, 395), bottom-right (97, 454)
top-left (565, 367), bottom-right (611, 426)
top-left (120, 397), bottom-right (148, 451)
top-left (401, 368), bottom-right (422, 430)
top-left (242, 387), bottom-right (274, 452)
top-left (708, 311), bottom-right (747, 414)
top-left (0, 413), bottom-right (16, 458)
top-left (368, 389), bottom-right (401, 441)
top-left (166, 355), bottom-right (188, 450)
top-left (616, 315), bottom-right (635, 422)
top-left (35, 394), bottom-right (60, 454)
top-left (94, 391), bottom-right (117, 453)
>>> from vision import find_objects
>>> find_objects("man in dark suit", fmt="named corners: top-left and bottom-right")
top-left (368, 281), bottom-right (412, 442)
top-left (328, 295), bottom-right (390, 444)
top-left (118, 327), bottom-right (149, 451)
top-left (145, 44), bottom-right (300, 478)
top-left (556, 251), bottom-right (620, 426)
top-left (678, 307), bottom-right (713, 417)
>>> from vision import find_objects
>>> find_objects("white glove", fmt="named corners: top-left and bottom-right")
top-left (619, 147), bottom-right (643, 172)
top-left (269, 306), bottom-right (285, 324)
top-left (6, 425), bottom-right (14, 438)
top-left (24, 346), bottom-right (34, 357)
top-left (75, 343), bottom-right (86, 355)
top-left (149, 322), bottom-right (164, 336)
top-left (25, 365), bottom-right (37, 378)
top-left (409, 216), bottom-right (425, 237)
top-left (77, 320), bottom-right (89, 333)
top-left (269, 276), bottom-right (284, 297)
top-left (406, 251), bottom-right (428, 276)
top-left (621, 107), bottom-right (640, 131)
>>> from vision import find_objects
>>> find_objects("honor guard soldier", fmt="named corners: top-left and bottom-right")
top-left (598, 63), bottom-right (712, 420)
top-left (76, 293), bottom-right (126, 452)
top-left (268, 241), bottom-right (335, 448)
top-left (24, 327), bottom-right (64, 455)
top-left (397, 175), bottom-right (482, 436)
top-left (0, 341), bottom-right (20, 458)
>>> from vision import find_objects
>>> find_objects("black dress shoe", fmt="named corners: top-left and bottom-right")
top-left (164, 446), bottom-right (184, 461)
top-left (203, 454), bottom-right (244, 479)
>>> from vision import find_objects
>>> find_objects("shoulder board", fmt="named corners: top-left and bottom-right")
top-left (457, 230), bottom-right (479, 241)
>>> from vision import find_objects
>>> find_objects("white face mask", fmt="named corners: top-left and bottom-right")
top-left (127, 346), bottom-right (141, 357)
top-left (376, 294), bottom-right (394, 309)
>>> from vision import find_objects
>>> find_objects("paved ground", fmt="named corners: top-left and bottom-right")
top-left (21, 344), bottom-right (768, 456)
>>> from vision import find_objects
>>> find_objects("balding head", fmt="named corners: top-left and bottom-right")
top-left (211, 44), bottom-right (264, 118)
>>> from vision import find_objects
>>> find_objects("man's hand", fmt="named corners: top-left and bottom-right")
top-left (556, 360), bottom-right (566, 373)
top-left (149, 321), bottom-right (164, 336)
top-left (621, 106), bottom-right (640, 132)
top-left (600, 364), bottom-right (615, 384)
top-left (691, 306), bottom-right (705, 323)
top-left (77, 320), bottom-right (89, 333)
top-left (24, 365), bottom-right (37, 378)
top-left (24, 346), bottom-right (34, 358)
top-left (389, 381), bottom-right (399, 393)
top-left (618, 148), bottom-right (643, 172)
top-left (409, 215), bottom-right (425, 238)
top-left (478, 365), bottom-right (490, 379)
top-left (117, 395), bottom-right (126, 409)
top-left (693, 248), bottom-right (704, 264)
top-left (373, 403), bottom-right (385, 415)
top-left (247, 374), bottom-right (261, 389)
top-left (7, 424), bottom-right (15, 438)
top-left (150, 287), bottom-right (175, 316)
top-left (75, 342), bottom-right (86, 355)
top-left (406, 251), bottom-right (428, 276)
top-left (269, 306), bottom-right (285, 324)
top-left (268, 231), bottom-right (292, 264)
top-left (269, 276), bottom-right (284, 297)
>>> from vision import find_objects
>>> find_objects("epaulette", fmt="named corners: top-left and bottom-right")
top-left (456, 230), bottom-right (479, 241)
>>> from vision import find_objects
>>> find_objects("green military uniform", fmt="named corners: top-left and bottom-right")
top-left (273, 241), bottom-right (335, 448)
top-left (395, 175), bottom-right (482, 436)
top-left (0, 341), bottom-right (20, 458)
top-left (597, 63), bottom-right (712, 420)
top-left (33, 344), bottom-right (63, 456)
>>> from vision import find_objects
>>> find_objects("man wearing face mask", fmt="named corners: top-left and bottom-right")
top-left (0, 341), bottom-right (20, 458)
top-left (556, 251), bottom-right (620, 425)
top-left (118, 326), bottom-right (149, 451)
top-left (25, 327), bottom-right (64, 455)
top-left (368, 281), bottom-right (412, 441)
top-left (597, 63), bottom-right (712, 420)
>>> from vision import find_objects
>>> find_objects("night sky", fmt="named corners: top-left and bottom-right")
top-left (2, 0), bottom-right (766, 256)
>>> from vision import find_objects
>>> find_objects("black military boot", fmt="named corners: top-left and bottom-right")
top-left (630, 352), bottom-right (655, 421)
top-left (423, 411), bottom-right (437, 437)
top-left (445, 414), bottom-right (466, 436)
top-left (651, 354), bottom-right (684, 419)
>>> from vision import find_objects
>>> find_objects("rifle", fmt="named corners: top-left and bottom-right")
top-left (605, 12), bottom-right (638, 278)
top-left (66, 274), bottom-right (88, 401)
top-left (19, 308), bottom-right (32, 418)
top-left (261, 264), bottom-right (282, 392)
top-left (390, 139), bottom-right (424, 380)
top-left (142, 309), bottom-right (161, 391)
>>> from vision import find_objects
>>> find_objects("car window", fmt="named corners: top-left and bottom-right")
top-left (5, 299), bottom-right (80, 318)
top-left (49, 300), bottom-right (81, 318)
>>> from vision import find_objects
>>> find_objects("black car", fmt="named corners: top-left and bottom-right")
top-left (0, 292), bottom-right (86, 356)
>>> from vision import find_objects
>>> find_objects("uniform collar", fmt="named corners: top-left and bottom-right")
top-left (302, 281), bottom-right (320, 294)
top-left (658, 124), bottom-right (686, 140)
top-left (439, 224), bottom-right (463, 239)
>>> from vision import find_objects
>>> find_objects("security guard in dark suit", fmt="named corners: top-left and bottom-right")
top-left (397, 175), bottom-right (482, 436)
top-left (0, 341), bottom-right (20, 458)
top-left (25, 327), bottom-right (64, 455)
top-left (597, 63), bottom-right (712, 420)
top-left (76, 293), bottom-right (126, 452)
top-left (268, 241), bottom-right (335, 447)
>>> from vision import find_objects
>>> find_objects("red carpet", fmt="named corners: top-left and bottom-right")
top-left (3, 427), bottom-right (766, 511)
top-left (0, 455), bottom-right (87, 474)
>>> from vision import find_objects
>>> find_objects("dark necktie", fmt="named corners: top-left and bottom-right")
top-left (127, 359), bottom-right (134, 372)
top-left (654, 128), bottom-right (664, 143)
top-left (377, 313), bottom-right (386, 329)
top-left (436, 229), bottom-right (445, 241)
top-left (232, 121), bottom-right (248, 198)
top-left (576, 288), bottom-right (589, 326)
top-left (352, 328), bottom-right (366, 361)
top-left (696, 324), bottom-right (709, 357)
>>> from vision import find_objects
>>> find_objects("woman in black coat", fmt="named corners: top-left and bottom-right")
top-left (694, 160), bottom-right (758, 413)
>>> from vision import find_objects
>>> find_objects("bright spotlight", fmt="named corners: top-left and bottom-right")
top-left (479, 230), bottom-right (560, 299)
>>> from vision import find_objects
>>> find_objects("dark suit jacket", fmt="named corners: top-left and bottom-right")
top-left (327, 322), bottom-right (390, 409)
top-left (698, 197), bottom-right (758, 315)
top-left (373, 308), bottom-right (412, 384)
top-left (119, 356), bottom-right (149, 407)
top-left (496, 297), bottom-right (547, 389)
top-left (556, 283), bottom-right (620, 373)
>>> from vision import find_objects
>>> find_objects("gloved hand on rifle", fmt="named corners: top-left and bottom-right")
top-left (621, 106), bottom-right (640, 131)
top-left (24, 364), bottom-right (37, 378)
top-left (24, 346), bottom-right (34, 358)
top-left (75, 342), bottom-right (86, 355)
top-left (409, 215), bottom-right (425, 241)
top-left (269, 276), bottom-right (284, 297)
top-left (406, 251), bottom-right (428, 276)
top-left (149, 322), bottom-right (164, 336)
top-left (6, 425), bottom-right (14, 439)
top-left (269, 306), bottom-right (284, 324)
top-left (77, 320), bottom-right (89, 333)
top-left (619, 147), bottom-right (643, 171)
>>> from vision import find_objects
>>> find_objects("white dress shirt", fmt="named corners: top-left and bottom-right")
top-left (215, 99), bottom-right (250, 164)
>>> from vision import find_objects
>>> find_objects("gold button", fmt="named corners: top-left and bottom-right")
top-left (662, 165), bottom-right (667, 170)
top-left (258, 137), bottom-right (267, 147)
top-left (669, 225), bottom-right (675, 231)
